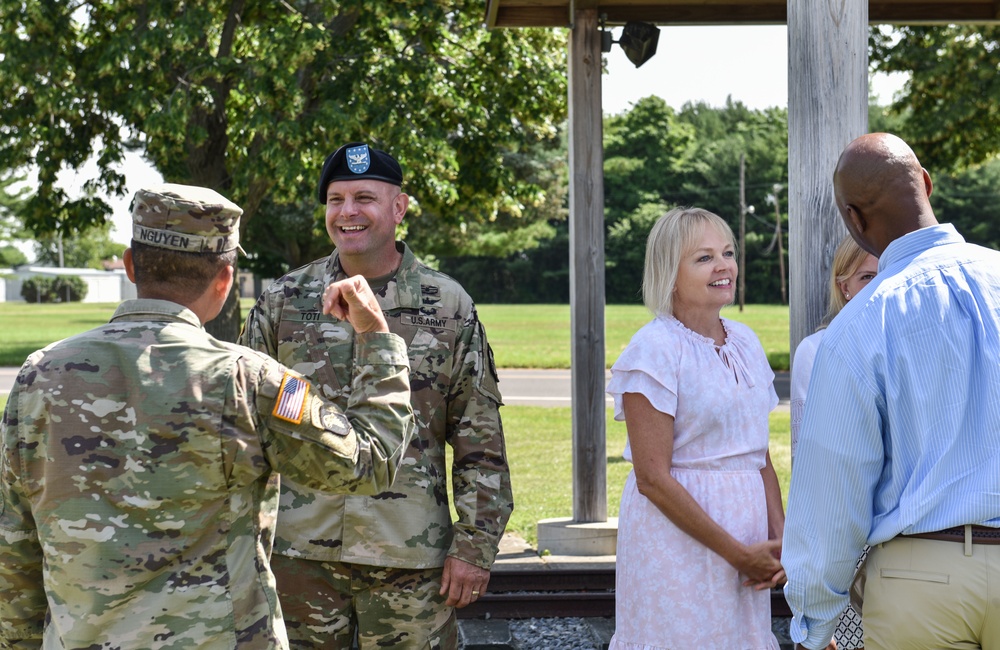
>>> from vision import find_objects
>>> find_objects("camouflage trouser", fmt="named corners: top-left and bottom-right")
top-left (272, 555), bottom-right (458, 650)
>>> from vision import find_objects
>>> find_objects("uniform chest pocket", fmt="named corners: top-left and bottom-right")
top-left (275, 309), bottom-right (355, 398)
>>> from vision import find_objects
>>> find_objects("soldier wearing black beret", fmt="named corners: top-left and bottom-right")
top-left (317, 142), bottom-right (404, 201)
top-left (241, 144), bottom-right (513, 649)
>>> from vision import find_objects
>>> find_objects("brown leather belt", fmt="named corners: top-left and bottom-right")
top-left (902, 525), bottom-right (1000, 545)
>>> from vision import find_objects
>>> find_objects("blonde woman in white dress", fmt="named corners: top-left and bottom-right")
top-left (607, 207), bottom-right (785, 650)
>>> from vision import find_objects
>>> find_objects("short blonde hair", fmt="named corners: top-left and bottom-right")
top-left (642, 207), bottom-right (736, 317)
top-left (825, 235), bottom-right (872, 322)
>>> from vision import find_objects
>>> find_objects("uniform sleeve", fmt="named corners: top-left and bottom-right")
top-left (446, 312), bottom-right (513, 570)
top-left (253, 332), bottom-right (415, 496)
top-left (0, 380), bottom-right (47, 649)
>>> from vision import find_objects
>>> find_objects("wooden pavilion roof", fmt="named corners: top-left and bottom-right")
top-left (485, 0), bottom-right (1000, 28)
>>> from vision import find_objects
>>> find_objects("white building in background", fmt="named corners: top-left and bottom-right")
top-left (3, 266), bottom-right (136, 303)
top-left (2, 266), bottom-right (268, 303)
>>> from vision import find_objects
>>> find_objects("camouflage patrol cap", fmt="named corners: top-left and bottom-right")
top-left (317, 142), bottom-right (404, 203)
top-left (131, 183), bottom-right (246, 254)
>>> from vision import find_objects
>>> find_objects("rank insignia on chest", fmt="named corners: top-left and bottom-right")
top-left (273, 372), bottom-right (309, 424)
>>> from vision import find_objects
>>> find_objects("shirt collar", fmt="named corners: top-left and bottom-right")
top-left (878, 223), bottom-right (964, 273)
top-left (110, 299), bottom-right (203, 329)
top-left (327, 241), bottom-right (423, 310)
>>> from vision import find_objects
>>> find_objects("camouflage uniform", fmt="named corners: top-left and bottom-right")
top-left (0, 184), bottom-right (415, 650)
top-left (240, 242), bottom-right (513, 648)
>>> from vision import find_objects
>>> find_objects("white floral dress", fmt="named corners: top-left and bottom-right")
top-left (607, 315), bottom-right (779, 650)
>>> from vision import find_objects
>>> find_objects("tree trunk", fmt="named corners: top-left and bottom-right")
top-left (205, 273), bottom-right (241, 342)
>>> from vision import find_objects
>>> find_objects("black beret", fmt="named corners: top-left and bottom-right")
top-left (317, 142), bottom-right (404, 203)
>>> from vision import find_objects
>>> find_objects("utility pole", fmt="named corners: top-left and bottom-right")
top-left (738, 154), bottom-right (753, 311)
top-left (773, 184), bottom-right (787, 305)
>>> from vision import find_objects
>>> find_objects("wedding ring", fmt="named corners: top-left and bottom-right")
top-left (471, 590), bottom-right (480, 596)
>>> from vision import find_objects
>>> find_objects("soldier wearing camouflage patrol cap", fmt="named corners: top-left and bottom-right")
top-left (241, 143), bottom-right (513, 649)
top-left (0, 182), bottom-right (416, 649)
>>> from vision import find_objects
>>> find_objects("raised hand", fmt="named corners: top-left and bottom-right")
top-left (321, 276), bottom-right (389, 333)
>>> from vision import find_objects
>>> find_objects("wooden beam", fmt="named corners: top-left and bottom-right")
top-left (485, 0), bottom-right (500, 28)
top-left (488, 2), bottom-right (1000, 28)
top-left (568, 7), bottom-right (607, 524)
top-left (494, 6), bottom-right (570, 27)
top-left (787, 0), bottom-right (868, 359)
top-left (601, 4), bottom-right (786, 24)
top-left (870, 3), bottom-right (1000, 23)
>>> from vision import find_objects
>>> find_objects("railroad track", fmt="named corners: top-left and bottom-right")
top-left (458, 567), bottom-right (792, 620)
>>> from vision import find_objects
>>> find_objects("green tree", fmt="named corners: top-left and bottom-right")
top-left (0, 171), bottom-right (31, 247)
top-left (0, 1), bottom-right (567, 337)
top-left (931, 159), bottom-right (1000, 251)
top-left (871, 25), bottom-right (1000, 172)
top-left (33, 221), bottom-right (126, 270)
top-left (603, 96), bottom-right (696, 223)
top-left (0, 245), bottom-right (28, 267)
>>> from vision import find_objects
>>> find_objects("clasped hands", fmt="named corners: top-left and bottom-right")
top-left (738, 538), bottom-right (786, 591)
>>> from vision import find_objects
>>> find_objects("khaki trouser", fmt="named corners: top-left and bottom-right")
top-left (272, 555), bottom-right (457, 650)
top-left (865, 534), bottom-right (1000, 649)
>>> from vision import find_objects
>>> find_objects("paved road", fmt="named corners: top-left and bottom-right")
top-left (495, 368), bottom-right (789, 408)
top-left (1, 366), bottom-right (791, 407)
top-left (1, 367), bottom-right (17, 397)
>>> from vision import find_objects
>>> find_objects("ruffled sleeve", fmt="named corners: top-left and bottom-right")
top-left (606, 319), bottom-right (678, 422)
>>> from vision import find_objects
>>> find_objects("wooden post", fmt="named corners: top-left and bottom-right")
top-left (787, 0), bottom-right (868, 356)
top-left (568, 7), bottom-right (607, 523)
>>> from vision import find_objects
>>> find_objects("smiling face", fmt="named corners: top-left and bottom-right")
top-left (324, 179), bottom-right (408, 277)
top-left (673, 223), bottom-right (738, 316)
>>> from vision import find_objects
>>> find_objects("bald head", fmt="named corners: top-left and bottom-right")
top-left (833, 133), bottom-right (937, 256)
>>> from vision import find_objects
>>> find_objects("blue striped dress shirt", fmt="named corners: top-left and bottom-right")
top-left (783, 224), bottom-right (1000, 648)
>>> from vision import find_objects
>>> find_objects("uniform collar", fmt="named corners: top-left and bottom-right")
top-left (110, 299), bottom-right (204, 329)
top-left (327, 241), bottom-right (423, 310)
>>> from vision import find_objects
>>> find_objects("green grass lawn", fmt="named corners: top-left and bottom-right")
top-left (0, 389), bottom-right (790, 547)
top-left (0, 302), bottom-right (793, 550)
top-left (0, 302), bottom-right (792, 369)
top-left (494, 406), bottom-right (792, 546)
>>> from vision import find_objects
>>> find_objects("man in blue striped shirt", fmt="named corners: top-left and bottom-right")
top-left (783, 133), bottom-right (1000, 650)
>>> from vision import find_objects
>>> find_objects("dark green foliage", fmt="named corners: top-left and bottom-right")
top-left (0, 1), bottom-right (568, 258)
top-left (20, 275), bottom-right (88, 303)
top-left (441, 98), bottom-right (793, 304)
top-left (0, 245), bottom-right (28, 268)
top-left (871, 25), bottom-right (1000, 172)
top-left (932, 159), bottom-right (1000, 251)
top-left (438, 225), bottom-right (570, 304)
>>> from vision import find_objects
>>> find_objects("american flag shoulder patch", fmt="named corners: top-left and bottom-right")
top-left (273, 372), bottom-right (309, 424)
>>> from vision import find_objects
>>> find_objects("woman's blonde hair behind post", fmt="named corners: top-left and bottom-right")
top-left (823, 235), bottom-right (871, 324)
top-left (642, 207), bottom-right (736, 317)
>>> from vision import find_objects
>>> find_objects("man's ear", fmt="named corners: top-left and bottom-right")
top-left (843, 203), bottom-right (867, 237)
top-left (123, 248), bottom-right (136, 283)
top-left (214, 264), bottom-right (235, 301)
top-left (393, 192), bottom-right (409, 225)
top-left (922, 167), bottom-right (933, 198)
